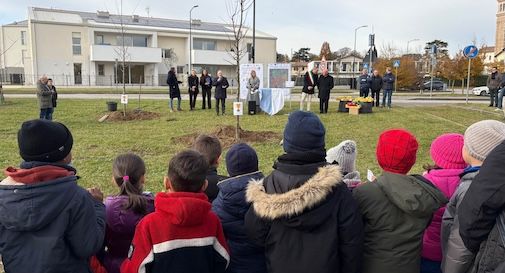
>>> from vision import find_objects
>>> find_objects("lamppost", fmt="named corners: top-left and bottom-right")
top-left (252, 0), bottom-right (256, 63)
top-left (406, 38), bottom-right (420, 55)
top-left (352, 25), bottom-right (368, 89)
top-left (189, 5), bottom-right (199, 73)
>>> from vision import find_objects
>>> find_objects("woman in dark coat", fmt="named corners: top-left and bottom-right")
top-left (200, 69), bottom-right (213, 110)
top-left (213, 70), bottom-right (229, 116)
top-left (188, 69), bottom-right (199, 111)
top-left (166, 67), bottom-right (182, 112)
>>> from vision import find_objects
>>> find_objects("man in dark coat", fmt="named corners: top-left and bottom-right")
top-left (213, 70), bottom-right (229, 116)
top-left (382, 67), bottom-right (396, 108)
top-left (300, 66), bottom-right (319, 111)
top-left (245, 111), bottom-right (364, 273)
top-left (358, 69), bottom-right (371, 97)
top-left (369, 70), bottom-right (383, 107)
top-left (487, 67), bottom-right (502, 108)
top-left (167, 67), bottom-right (182, 112)
top-left (317, 68), bottom-right (334, 114)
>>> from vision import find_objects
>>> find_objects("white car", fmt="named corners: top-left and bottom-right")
top-left (472, 86), bottom-right (490, 96)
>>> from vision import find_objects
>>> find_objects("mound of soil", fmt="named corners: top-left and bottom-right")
top-left (106, 109), bottom-right (161, 122)
top-left (175, 125), bottom-right (281, 148)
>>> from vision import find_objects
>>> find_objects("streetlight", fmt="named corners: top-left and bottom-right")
top-left (189, 5), bottom-right (199, 73)
top-left (406, 38), bottom-right (420, 55)
top-left (352, 25), bottom-right (368, 89)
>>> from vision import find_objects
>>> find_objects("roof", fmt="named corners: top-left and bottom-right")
top-left (28, 7), bottom-right (276, 39)
top-left (3, 20), bottom-right (28, 27)
top-left (480, 46), bottom-right (495, 53)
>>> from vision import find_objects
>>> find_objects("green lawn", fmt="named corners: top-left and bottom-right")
top-left (1, 98), bottom-right (503, 195)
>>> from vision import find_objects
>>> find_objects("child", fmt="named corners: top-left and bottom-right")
top-left (326, 140), bottom-right (361, 189)
top-left (441, 120), bottom-right (505, 273)
top-left (0, 119), bottom-right (105, 273)
top-left (421, 134), bottom-right (466, 273)
top-left (353, 129), bottom-right (447, 273)
top-left (212, 143), bottom-right (267, 273)
top-left (193, 134), bottom-right (228, 202)
top-left (121, 150), bottom-right (229, 273)
top-left (102, 153), bottom-right (155, 273)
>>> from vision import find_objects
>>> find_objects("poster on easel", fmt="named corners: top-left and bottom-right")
top-left (239, 64), bottom-right (264, 100)
top-left (268, 63), bottom-right (292, 88)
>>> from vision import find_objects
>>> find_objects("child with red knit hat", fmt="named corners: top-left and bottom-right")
top-left (353, 129), bottom-right (447, 273)
top-left (421, 134), bottom-right (466, 273)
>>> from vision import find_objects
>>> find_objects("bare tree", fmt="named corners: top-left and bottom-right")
top-left (225, 0), bottom-right (252, 140)
top-left (112, 0), bottom-right (130, 116)
top-left (380, 42), bottom-right (399, 59)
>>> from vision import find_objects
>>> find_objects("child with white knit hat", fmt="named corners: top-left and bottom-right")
top-left (326, 140), bottom-right (361, 189)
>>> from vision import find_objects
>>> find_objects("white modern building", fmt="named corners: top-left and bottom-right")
top-left (0, 7), bottom-right (277, 86)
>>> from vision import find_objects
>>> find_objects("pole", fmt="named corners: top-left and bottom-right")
top-left (430, 65), bottom-right (434, 99)
top-left (252, 0), bottom-right (256, 63)
top-left (352, 29), bottom-right (357, 89)
top-left (466, 58), bottom-right (471, 104)
top-left (189, 5), bottom-right (198, 73)
top-left (395, 67), bottom-right (398, 93)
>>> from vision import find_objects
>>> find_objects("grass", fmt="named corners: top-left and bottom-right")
top-left (1, 98), bottom-right (503, 196)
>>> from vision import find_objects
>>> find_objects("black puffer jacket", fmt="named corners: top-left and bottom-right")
top-left (244, 152), bottom-right (364, 273)
top-left (469, 212), bottom-right (505, 273)
top-left (370, 75), bottom-right (383, 91)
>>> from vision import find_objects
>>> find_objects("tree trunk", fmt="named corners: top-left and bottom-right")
top-left (0, 88), bottom-right (4, 105)
top-left (236, 55), bottom-right (241, 141)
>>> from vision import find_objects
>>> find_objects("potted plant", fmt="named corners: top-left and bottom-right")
top-left (345, 101), bottom-right (361, 115)
top-left (337, 96), bottom-right (353, 112)
top-left (354, 97), bottom-right (374, 114)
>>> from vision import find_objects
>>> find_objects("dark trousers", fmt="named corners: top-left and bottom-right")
top-left (490, 88), bottom-right (499, 107)
top-left (360, 89), bottom-right (370, 97)
top-left (202, 88), bottom-right (212, 109)
top-left (189, 91), bottom-right (198, 110)
top-left (216, 98), bottom-right (225, 115)
top-left (319, 98), bottom-right (329, 113)
top-left (420, 258), bottom-right (442, 273)
top-left (40, 108), bottom-right (54, 120)
top-left (371, 90), bottom-right (380, 106)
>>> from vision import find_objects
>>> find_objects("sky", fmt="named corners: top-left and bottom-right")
top-left (0, 0), bottom-right (497, 57)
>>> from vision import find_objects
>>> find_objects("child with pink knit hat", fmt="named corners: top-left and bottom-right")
top-left (421, 133), bottom-right (467, 273)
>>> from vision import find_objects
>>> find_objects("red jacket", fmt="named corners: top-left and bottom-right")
top-left (121, 192), bottom-right (229, 273)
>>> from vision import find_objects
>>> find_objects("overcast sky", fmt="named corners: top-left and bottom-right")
top-left (0, 0), bottom-right (497, 57)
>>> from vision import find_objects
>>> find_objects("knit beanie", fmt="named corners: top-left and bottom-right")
top-left (376, 129), bottom-right (419, 174)
top-left (326, 140), bottom-right (357, 174)
top-left (283, 111), bottom-right (325, 153)
top-left (226, 143), bottom-right (259, 177)
top-left (464, 120), bottom-right (505, 162)
top-left (18, 119), bottom-right (73, 163)
top-left (430, 133), bottom-right (466, 169)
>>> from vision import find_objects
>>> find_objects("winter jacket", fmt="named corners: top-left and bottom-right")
top-left (121, 192), bottom-right (230, 273)
top-left (487, 72), bottom-right (503, 90)
top-left (214, 77), bottom-right (229, 99)
top-left (383, 72), bottom-right (396, 90)
top-left (201, 75), bottom-right (213, 91)
top-left (245, 151), bottom-right (364, 273)
top-left (167, 71), bottom-right (182, 98)
top-left (49, 85), bottom-right (58, 108)
top-left (422, 168), bottom-right (464, 262)
top-left (317, 74), bottom-right (334, 100)
top-left (0, 161), bottom-right (106, 273)
top-left (247, 77), bottom-right (260, 93)
top-left (469, 211), bottom-right (505, 273)
top-left (102, 194), bottom-right (155, 273)
top-left (353, 172), bottom-right (448, 273)
top-left (188, 75), bottom-right (200, 94)
top-left (441, 168), bottom-right (480, 273)
top-left (212, 171), bottom-right (267, 273)
top-left (205, 166), bottom-right (228, 202)
top-left (37, 80), bottom-right (53, 109)
top-left (358, 74), bottom-right (370, 91)
top-left (459, 141), bottom-right (505, 253)
top-left (370, 75), bottom-right (383, 92)
top-left (302, 71), bottom-right (318, 94)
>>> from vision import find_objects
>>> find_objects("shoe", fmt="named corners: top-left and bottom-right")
top-left (496, 108), bottom-right (502, 112)
top-left (178, 108), bottom-right (183, 111)
top-left (170, 109), bottom-right (174, 113)
top-left (489, 105), bottom-right (494, 107)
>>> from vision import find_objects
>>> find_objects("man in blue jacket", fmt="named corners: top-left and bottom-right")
top-left (382, 67), bottom-right (396, 108)
top-left (0, 119), bottom-right (106, 273)
top-left (358, 69), bottom-right (371, 97)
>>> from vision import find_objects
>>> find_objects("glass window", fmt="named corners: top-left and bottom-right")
top-left (98, 64), bottom-right (105, 76)
top-left (177, 66), bottom-right (184, 74)
top-left (21, 50), bottom-right (26, 64)
top-left (116, 36), bottom-right (133, 47)
top-left (132, 36), bottom-right (148, 47)
top-left (72, 32), bottom-right (81, 55)
top-left (21, 31), bottom-right (26, 45)
top-left (193, 39), bottom-right (216, 51)
top-left (95, 35), bottom-right (104, 45)
top-left (162, 48), bottom-right (173, 59)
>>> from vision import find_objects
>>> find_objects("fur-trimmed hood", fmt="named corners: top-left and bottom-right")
top-left (246, 165), bottom-right (343, 221)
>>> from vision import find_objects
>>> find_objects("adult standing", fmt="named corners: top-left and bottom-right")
top-left (317, 68), bottom-right (334, 114)
top-left (213, 70), bottom-right (229, 116)
top-left (382, 67), bottom-right (396, 109)
top-left (166, 67), bottom-right (182, 112)
top-left (36, 75), bottom-right (54, 120)
top-left (487, 66), bottom-right (502, 108)
top-left (200, 69), bottom-right (212, 110)
top-left (188, 69), bottom-right (199, 111)
top-left (47, 78), bottom-right (58, 116)
top-left (247, 70), bottom-right (260, 113)
top-left (370, 70), bottom-right (383, 107)
top-left (358, 69), bottom-right (371, 97)
top-left (301, 66), bottom-right (319, 111)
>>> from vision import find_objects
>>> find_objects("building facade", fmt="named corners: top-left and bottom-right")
top-left (497, 0), bottom-right (505, 56)
top-left (0, 7), bottom-right (277, 86)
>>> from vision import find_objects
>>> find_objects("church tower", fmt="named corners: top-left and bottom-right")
top-left (496, 0), bottom-right (505, 54)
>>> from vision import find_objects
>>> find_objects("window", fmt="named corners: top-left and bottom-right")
top-left (177, 66), bottom-right (184, 74)
top-left (72, 32), bottom-right (81, 55)
top-left (95, 35), bottom-right (104, 45)
top-left (116, 35), bottom-right (148, 47)
top-left (98, 64), bottom-right (105, 76)
top-left (162, 48), bottom-right (173, 59)
top-left (193, 39), bottom-right (216, 51)
top-left (132, 36), bottom-right (147, 47)
top-left (116, 36), bottom-right (133, 47)
top-left (21, 50), bottom-right (26, 65)
top-left (21, 31), bottom-right (26, 45)
top-left (247, 43), bottom-right (253, 61)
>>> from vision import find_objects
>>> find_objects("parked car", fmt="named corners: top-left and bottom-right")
top-left (472, 86), bottom-right (490, 96)
top-left (421, 80), bottom-right (445, 91)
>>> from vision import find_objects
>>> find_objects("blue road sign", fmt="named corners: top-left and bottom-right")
top-left (463, 45), bottom-right (479, 59)
top-left (393, 60), bottom-right (400, 68)
top-left (364, 63), bottom-right (369, 69)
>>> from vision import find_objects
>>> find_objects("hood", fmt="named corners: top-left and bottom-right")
top-left (0, 176), bottom-right (78, 231)
top-left (246, 166), bottom-right (343, 230)
top-left (377, 172), bottom-right (448, 217)
top-left (155, 192), bottom-right (211, 226)
top-left (216, 172), bottom-right (263, 218)
top-left (105, 194), bottom-right (154, 234)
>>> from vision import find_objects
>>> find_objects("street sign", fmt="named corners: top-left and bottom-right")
top-left (233, 101), bottom-right (243, 116)
top-left (364, 63), bottom-right (369, 69)
top-left (463, 45), bottom-right (479, 59)
top-left (121, 94), bottom-right (128, 104)
top-left (393, 60), bottom-right (400, 68)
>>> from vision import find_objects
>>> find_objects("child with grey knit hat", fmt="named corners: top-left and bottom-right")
top-left (441, 119), bottom-right (505, 273)
top-left (326, 140), bottom-right (361, 189)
